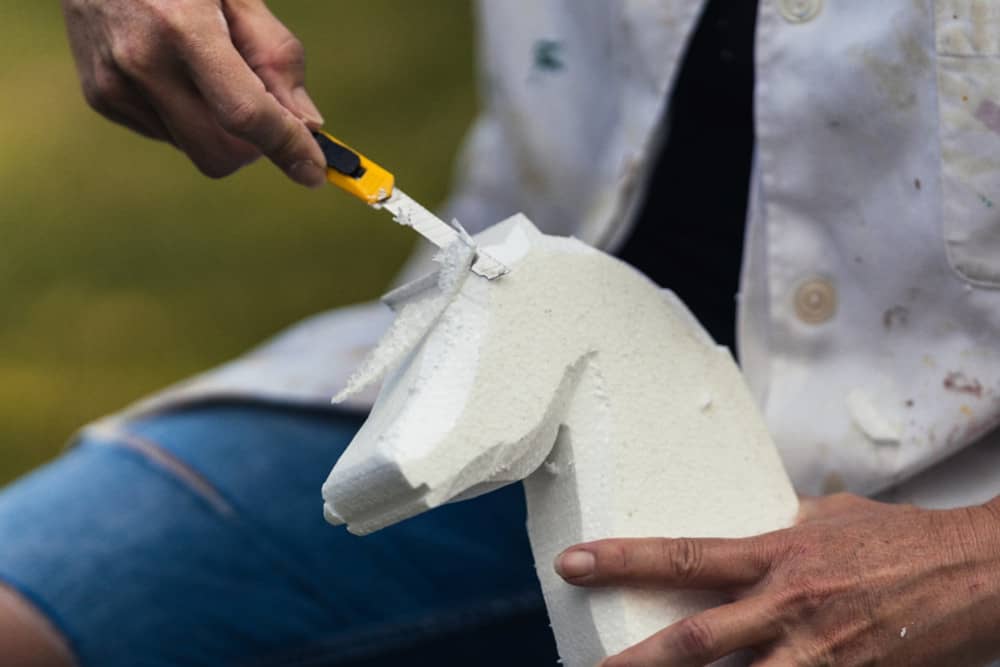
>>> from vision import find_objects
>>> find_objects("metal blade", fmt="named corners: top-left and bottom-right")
top-left (376, 189), bottom-right (509, 280)
top-left (376, 189), bottom-right (455, 248)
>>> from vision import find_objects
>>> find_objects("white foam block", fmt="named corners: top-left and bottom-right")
top-left (323, 215), bottom-right (798, 666)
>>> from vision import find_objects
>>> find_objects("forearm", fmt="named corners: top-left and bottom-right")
top-left (977, 495), bottom-right (1000, 585)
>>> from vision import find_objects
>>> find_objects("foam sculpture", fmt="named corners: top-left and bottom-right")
top-left (322, 215), bottom-right (798, 666)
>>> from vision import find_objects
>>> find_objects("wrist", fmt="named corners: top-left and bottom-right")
top-left (984, 494), bottom-right (1000, 518)
top-left (960, 499), bottom-right (1000, 655)
top-left (976, 497), bottom-right (1000, 557)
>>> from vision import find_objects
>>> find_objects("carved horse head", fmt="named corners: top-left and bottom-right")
top-left (322, 215), bottom-right (604, 534)
top-left (321, 214), bottom-right (796, 665)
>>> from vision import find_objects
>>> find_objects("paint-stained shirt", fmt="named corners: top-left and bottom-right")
top-left (89, 0), bottom-right (1000, 509)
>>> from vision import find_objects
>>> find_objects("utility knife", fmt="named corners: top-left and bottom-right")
top-left (312, 130), bottom-right (508, 280)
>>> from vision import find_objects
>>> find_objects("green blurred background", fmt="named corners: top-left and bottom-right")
top-left (0, 2), bottom-right (477, 484)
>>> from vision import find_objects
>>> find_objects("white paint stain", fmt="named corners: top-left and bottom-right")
top-left (847, 389), bottom-right (902, 445)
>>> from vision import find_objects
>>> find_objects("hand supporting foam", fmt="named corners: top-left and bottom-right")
top-left (323, 214), bottom-right (798, 666)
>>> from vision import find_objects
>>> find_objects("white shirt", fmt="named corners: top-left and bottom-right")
top-left (90, 0), bottom-right (1000, 509)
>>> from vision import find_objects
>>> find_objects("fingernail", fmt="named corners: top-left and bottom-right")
top-left (293, 87), bottom-right (324, 127)
top-left (287, 160), bottom-right (326, 189)
top-left (555, 550), bottom-right (595, 579)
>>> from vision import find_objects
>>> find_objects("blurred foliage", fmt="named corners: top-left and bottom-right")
top-left (0, 2), bottom-right (477, 484)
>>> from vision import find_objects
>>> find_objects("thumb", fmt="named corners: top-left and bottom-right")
top-left (224, 0), bottom-right (324, 127)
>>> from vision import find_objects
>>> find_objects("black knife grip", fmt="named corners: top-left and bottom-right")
top-left (312, 131), bottom-right (366, 179)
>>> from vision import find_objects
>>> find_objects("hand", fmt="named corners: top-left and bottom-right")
top-left (61, 0), bottom-right (328, 187)
top-left (555, 494), bottom-right (1000, 666)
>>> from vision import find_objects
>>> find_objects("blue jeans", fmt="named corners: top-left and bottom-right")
top-left (0, 403), bottom-right (557, 666)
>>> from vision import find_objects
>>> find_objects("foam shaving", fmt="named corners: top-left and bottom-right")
top-left (332, 241), bottom-right (475, 403)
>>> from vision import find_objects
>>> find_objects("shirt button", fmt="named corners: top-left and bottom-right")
top-left (779, 0), bottom-right (822, 23)
top-left (794, 278), bottom-right (837, 324)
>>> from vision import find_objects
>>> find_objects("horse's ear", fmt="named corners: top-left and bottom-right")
top-left (475, 214), bottom-right (544, 266)
top-left (335, 213), bottom-right (545, 404)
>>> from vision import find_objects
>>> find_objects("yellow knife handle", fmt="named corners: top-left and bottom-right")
top-left (312, 130), bottom-right (395, 205)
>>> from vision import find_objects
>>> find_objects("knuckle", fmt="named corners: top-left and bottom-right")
top-left (608, 542), bottom-right (632, 578)
top-left (775, 536), bottom-right (818, 567)
top-left (145, 0), bottom-right (190, 38)
top-left (249, 34), bottom-right (306, 72)
top-left (283, 36), bottom-right (306, 65)
top-left (270, 117), bottom-right (303, 158)
top-left (780, 581), bottom-right (833, 618)
top-left (110, 39), bottom-right (156, 77)
top-left (258, 114), bottom-right (306, 166)
top-left (274, 34), bottom-right (306, 66)
top-left (108, 1), bottom-right (201, 74)
top-left (665, 538), bottom-right (704, 583)
top-left (748, 536), bottom-right (778, 577)
top-left (673, 617), bottom-right (715, 660)
top-left (219, 97), bottom-right (265, 137)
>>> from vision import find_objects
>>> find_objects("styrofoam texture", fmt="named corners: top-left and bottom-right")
top-left (322, 215), bottom-right (798, 665)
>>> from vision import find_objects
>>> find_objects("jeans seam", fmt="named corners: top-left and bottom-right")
top-left (86, 426), bottom-right (236, 518)
top-left (82, 410), bottom-right (546, 666)
top-left (80, 424), bottom-right (368, 625)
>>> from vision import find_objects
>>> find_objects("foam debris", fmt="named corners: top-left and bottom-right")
top-left (331, 241), bottom-right (475, 404)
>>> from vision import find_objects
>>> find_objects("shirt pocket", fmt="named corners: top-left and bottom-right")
top-left (935, 0), bottom-right (1000, 286)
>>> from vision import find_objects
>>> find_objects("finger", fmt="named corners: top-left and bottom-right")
top-left (602, 596), bottom-right (783, 667)
top-left (83, 65), bottom-right (172, 142)
top-left (178, 16), bottom-right (327, 187)
top-left (100, 105), bottom-right (170, 142)
top-left (555, 537), bottom-right (769, 590)
top-left (143, 74), bottom-right (261, 178)
top-left (223, 0), bottom-right (323, 126)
